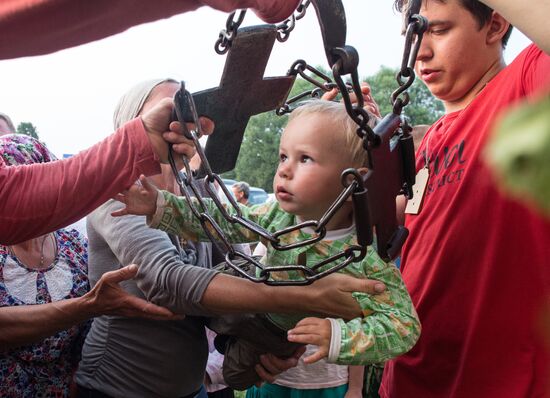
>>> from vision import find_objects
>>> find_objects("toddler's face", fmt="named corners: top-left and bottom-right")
top-left (273, 113), bottom-right (352, 222)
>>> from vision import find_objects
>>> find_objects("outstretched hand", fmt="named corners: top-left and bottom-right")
top-left (111, 174), bottom-right (159, 218)
top-left (287, 317), bottom-right (331, 364)
top-left (303, 273), bottom-right (385, 321)
top-left (84, 264), bottom-right (182, 320)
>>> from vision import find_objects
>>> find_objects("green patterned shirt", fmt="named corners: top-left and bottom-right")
top-left (151, 191), bottom-right (420, 365)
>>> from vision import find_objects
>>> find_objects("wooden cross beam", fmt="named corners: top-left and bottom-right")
top-left (178, 25), bottom-right (295, 174)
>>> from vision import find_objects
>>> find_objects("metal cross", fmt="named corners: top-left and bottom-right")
top-left (178, 24), bottom-right (295, 174)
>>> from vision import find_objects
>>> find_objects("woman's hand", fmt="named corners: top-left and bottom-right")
top-left (254, 345), bottom-right (307, 385)
top-left (140, 97), bottom-right (214, 164)
top-left (302, 273), bottom-right (385, 321)
top-left (83, 264), bottom-right (182, 320)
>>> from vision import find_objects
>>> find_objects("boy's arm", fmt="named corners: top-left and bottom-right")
top-left (480, 0), bottom-right (550, 54)
top-left (150, 190), bottom-right (263, 244)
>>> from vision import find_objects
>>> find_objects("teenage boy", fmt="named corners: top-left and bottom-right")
top-left (381, 1), bottom-right (550, 397)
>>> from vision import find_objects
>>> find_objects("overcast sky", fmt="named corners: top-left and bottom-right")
top-left (0, 2), bottom-right (530, 157)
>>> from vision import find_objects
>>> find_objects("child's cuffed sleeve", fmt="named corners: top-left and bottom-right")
top-left (149, 190), bottom-right (269, 244)
top-left (328, 255), bottom-right (421, 365)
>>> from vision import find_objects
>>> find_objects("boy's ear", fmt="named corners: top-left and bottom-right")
top-left (486, 12), bottom-right (511, 46)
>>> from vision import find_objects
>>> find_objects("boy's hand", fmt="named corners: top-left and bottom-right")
top-left (84, 264), bottom-right (183, 320)
top-left (287, 317), bottom-right (331, 364)
top-left (112, 174), bottom-right (159, 217)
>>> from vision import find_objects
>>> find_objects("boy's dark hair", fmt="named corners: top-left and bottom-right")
top-left (394, 0), bottom-right (513, 47)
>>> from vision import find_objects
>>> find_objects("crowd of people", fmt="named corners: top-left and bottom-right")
top-left (0, 0), bottom-right (549, 398)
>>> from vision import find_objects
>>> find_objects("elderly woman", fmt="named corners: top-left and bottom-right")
top-left (0, 134), bottom-right (89, 397)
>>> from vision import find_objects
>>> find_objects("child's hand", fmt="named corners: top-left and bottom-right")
top-left (287, 317), bottom-right (331, 364)
top-left (111, 174), bottom-right (159, 217)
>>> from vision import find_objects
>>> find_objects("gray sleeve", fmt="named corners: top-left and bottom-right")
top-left (89, 200), bottom-right (219, 316)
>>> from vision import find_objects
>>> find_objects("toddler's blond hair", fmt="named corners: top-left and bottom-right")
top-left (288, 100), bottom-right (377, 168)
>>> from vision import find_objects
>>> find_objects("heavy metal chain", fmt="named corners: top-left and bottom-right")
top-left (214, 9), bottom-right (247, 54)
top-left (391, 10), bottom-right (428, 114)
top-left (214, 1), bottom-right (310, 53)
top-left (275, 0), bottom-right (311, 42)
top-left (276, 60), bottom-right (352, 115)
top-left (169, 84), bottom-right (367, 285)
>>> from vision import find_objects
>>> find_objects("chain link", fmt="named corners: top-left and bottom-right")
top-left (391, 14), bottom-right (428, 114)
top-left (276, 60), bottom-right (352, 116)
top-left (276, 0), bottom-right (311, 43)
top-left (214, 9), bottom-right (247, 55)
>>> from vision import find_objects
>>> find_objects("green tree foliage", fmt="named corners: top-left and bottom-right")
top-left (228, 65), bottom-right (443, 191)
top-left (228, 111), bottom-right (287, 192)
top-left (16, 122), bottom-right (39, 139)
top-left (365, 66), bottom-right (444, 125)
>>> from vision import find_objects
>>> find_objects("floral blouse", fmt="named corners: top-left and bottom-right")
top-left (0, 229), bottom-right (89, 398)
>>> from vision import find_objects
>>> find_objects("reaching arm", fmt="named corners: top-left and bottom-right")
top-left (149, 190), bottom-right (266, 244)
top-left (0, 264), bottom-right (179, 351)
top-left (0, 0), bottom-right (299, 60)
top-left (0, 119), bottom-right (159, 245)
top-left (92, 199), bottom-right (219, 316)
top-left (201, 272), bottom-right (386, 321)
top-left (480, 0), bottom-right (550, 53)
top-left (0, 97), bottom-right (204, 246)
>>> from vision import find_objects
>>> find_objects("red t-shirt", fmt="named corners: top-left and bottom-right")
top-left (381, 45), bottom-right (550, 397)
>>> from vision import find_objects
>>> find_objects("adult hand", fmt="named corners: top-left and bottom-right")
top-left (254, 345), bottom-right (306, 386)
top-left (140, 97), bottom-right (214, 164)
top-left (322, 83), bottom-right (382, 119)
top-left (303, 273), bottom-right (386, 321)
top-left (84, 264), bottom-right (182, 320)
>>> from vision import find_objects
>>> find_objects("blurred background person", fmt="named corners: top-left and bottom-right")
top-left (0, 113), bottom-right (16, 136)
top-left (0, 134), bottom-right (89, 397)
top-left (232, 182), bottom-right (250, 206)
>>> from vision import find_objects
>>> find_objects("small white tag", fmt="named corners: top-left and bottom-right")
top-left (405, 167), bottom-right (430, 215)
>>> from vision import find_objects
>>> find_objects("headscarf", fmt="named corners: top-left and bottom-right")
top-left (0, 133), bottom-right (57, 166)
top-left (112, 78), bottom-right (178, 130)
